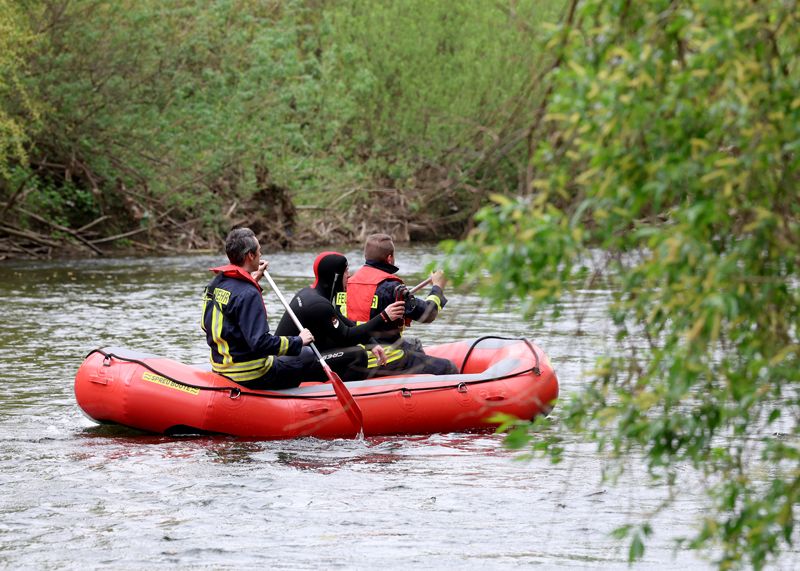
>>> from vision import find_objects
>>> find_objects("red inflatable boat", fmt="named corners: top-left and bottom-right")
top-left (74, 337), bottom-right (558, 439)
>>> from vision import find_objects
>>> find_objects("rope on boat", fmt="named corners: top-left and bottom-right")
top-left (86, 336), bottom-right (542, 401)
top-left (459, 336), bottom-right (541, 377)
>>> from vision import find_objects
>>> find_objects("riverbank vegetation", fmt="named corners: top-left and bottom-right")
top-left (448, 0), bottom-right (799, 568)
top-left (0, 0), bottom-right (560, 258)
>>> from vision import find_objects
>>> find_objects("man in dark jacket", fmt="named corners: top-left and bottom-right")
top-left (346, 233), bottom-right (449, 347)
top-left (278, 251), bottom-right (456, 378)
top-left (202, 227), bottom-right (317, 389)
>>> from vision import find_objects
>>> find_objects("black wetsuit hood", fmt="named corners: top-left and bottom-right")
top-left (312, 251), bottom-right (348, 303)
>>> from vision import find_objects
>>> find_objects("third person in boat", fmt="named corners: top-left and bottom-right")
top-left (342, 234), bottom-right (457, 375)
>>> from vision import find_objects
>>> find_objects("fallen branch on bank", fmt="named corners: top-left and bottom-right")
top-left (0, 224), bottom-right (61, 248)
top-left (88, 226), bottom-right (150, 244)
top-left (14, 206), bottom-right (105, 256)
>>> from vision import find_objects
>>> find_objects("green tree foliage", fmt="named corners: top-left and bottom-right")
top-left (320, 0), bottom-right (562, 228)
top-left (0, 0), bottom-right (40, 180)
top-left (2, 0), bottom-right (560, 247)
top-left (448, 0), bottom-right (799, 568)
top-left (24, 0), bottom-right (328, 231)
top-left (325, 1), bottom-right (549, 160)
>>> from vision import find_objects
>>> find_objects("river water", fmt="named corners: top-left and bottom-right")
top-left (0, 247), bottom-right (793, 569)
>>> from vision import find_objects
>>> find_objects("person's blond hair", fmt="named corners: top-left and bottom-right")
top-left (364, 233), bottom-right (394, 262)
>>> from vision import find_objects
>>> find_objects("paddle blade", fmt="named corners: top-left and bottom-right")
top-left (324, 365), bottom-right (364, 431)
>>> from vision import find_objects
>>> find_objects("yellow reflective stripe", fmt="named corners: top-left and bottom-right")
top-left (425, 294), bottom-right (442, 311)
top-left (385, 348), bottom-right (404, 364)
top-left (367, 348), bottom-right (404, 368)
top-left (335, 292), bottom-right (348, 317)
top-left (211, 304), bottom-right (232, 365)
top-left (212, 356), bottom-right (274, 381)
top-left (212, 356), bottom-right (271, 372)
top-left (278, 336), bottom-right (289, 356)
top-left (225, 363), bottom-right (272, 382)
top-left (234, 372), bottom-right (268, 382)
top-left (201, 295), bottom-right (208, 332)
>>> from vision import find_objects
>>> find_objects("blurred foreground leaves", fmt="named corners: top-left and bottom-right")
top-left (450, 1), bottom-right (799, 568)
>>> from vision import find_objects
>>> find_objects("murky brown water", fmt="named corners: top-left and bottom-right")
top-left (0, 247), bottom-right (791, 569)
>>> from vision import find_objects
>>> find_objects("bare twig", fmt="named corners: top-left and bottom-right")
top-left (15, 206), bottom-right (105, 255)
top-left (75, 215), bottom-right (110, 233)
top-left (89, 226), bottom-right (150, 244)
top-left (0, 224), bottom-right (61, 247)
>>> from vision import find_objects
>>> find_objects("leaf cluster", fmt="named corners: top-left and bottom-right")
top-left (0, 0), bottom-right (42, 180)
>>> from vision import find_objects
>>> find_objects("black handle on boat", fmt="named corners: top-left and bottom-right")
top-left (262, 270), bottom-right (364, 432)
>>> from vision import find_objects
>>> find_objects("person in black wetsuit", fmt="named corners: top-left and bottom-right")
top-left (276, 251), bottom-right (457, 379)
top-left (274, 251), bottom-right (405, 381)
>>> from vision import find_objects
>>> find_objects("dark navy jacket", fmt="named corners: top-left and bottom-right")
top-left (202, 264), bottom-right (302, 382)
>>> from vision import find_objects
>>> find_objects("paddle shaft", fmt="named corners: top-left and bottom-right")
top-left (408, 276), bottom-right (433, 295)
top-left (262, 270), bottom-right (364, 430)
top-left (263, 271), bottom-right (325, 361)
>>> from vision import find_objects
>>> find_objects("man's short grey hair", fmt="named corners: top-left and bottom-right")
top-left (225, 227), bottom-right (258, 265)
